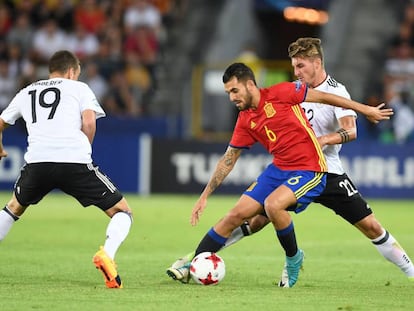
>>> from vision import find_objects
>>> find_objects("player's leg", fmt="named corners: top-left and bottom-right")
top-left (196, 194), bottom-right (264, 254)
top-left (101, 198), bottom-right (133, 260)
top-left (166, 166), bottom-right (276, 283)
top-left (319, 173), bottom-right (414, 279)
top-left (93, 198), bottom-right (133, 289)
top-left (62, 163), bottom-right (133, 288)
top-left (0, 194), bottom-right (26, 241)
top-left (355, 214), bottom-right (414, 278)
top-left (264, 185), bottom-right (303, 288)
top-left (264, 185), bottom-right (298, 255)
top-left (166, 194), bottom-right (263, 282)
top-left (223, 213), bottom-right (270, 247)
top-left (166, 219), bottom-right (253, 283)
top-left (265, 170), bottom-right (326, 287)
top-left (0, 163), bottom-right (52, 241)
top-left (166, 214), bottom-right (270, 283)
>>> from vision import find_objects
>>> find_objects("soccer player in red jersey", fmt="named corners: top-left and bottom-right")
top-left (167, 62), bottom-right (392, 287)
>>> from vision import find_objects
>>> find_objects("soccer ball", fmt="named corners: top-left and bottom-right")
top-left (190, 252), bottom-right (226, 285)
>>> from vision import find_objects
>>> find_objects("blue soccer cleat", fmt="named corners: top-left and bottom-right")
top-left (278, 249), bottom-right (304, 288)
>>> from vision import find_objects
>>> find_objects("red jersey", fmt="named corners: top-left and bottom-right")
top-left (229, 81), bottom-right (327, 172)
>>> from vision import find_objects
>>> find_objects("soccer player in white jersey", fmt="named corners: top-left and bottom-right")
top-left (166, 37), bottom-right (414, 286)
top-left (0, 50), bottom-right (132, 289)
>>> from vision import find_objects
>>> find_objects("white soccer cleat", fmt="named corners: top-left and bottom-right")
top-left (277, 264), bottom-right (290, 288)
top-left (166, 258), bottom-right (191, 283)
top-left (171, 257), bottom-right (190, 270)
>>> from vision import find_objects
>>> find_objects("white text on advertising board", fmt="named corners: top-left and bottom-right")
top-left (171, 152), bottom-right (414, 188)
top-left (171, 153), bottom-right (272, 185)
top-left (341, 156), bottom-right (414, 188)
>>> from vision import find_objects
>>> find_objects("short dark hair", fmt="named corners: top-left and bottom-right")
top-left (48, 50), bottom-right (80, 74)
top-left (222, 62), bottom-right (256, 85)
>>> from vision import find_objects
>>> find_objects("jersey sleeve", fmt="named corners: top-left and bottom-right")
top-left (229, 116), bottom-right (255, 149)
top-left (331, 84), bottom-right (357, 120)
top-left (0, 91), bottom-right (23, 125)
top-left (78, 82), bottom-right (106, 119)
top-left (271, 81), bottom-right (307, 105)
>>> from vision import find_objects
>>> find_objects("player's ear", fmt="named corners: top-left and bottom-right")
top-left (314, 57), bottom-right (322, 69)
top-left (67, 68), bottom-right (74, 80)
top-left (246, 79), bottom-right (255, 89)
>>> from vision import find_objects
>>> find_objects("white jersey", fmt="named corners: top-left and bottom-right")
top-left (0, 78), bottom-right (105, 164)
top-left (301, 75), bottom-right (356, 175)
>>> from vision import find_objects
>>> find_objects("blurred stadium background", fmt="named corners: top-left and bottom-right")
top-left (0, 0), bottom-right (413, 198)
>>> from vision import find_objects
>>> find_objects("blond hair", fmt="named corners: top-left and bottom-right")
top-left (288, 37), bottom-right (324, 65)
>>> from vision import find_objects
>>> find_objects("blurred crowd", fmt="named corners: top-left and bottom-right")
top-left (1, 1), bottom-right (414, 144)
top-left (373, 0), bottom-right (414, 144)
top-left (0, 0), bottom-right (187, 117)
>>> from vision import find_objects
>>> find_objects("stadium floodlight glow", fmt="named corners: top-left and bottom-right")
top-left (283, 6), bottom-right (329, 25)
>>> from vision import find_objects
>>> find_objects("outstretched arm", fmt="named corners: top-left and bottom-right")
top-left (305, 88), bottom-right (393, 124)
top-left (191, 146), bottom-right (242, 226)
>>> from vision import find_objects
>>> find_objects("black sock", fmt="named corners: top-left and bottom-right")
top-left (276, 221), bottom-right (298, 257)
top-left (195, 227), bottom-right (227, 256)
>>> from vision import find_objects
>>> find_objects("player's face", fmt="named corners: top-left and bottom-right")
top-left (291, 57), bottom-right (319, 87)
top-left (224, 77), bottom-right (254, 111)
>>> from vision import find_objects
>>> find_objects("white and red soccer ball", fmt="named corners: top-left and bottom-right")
top-left (190, 252), bottom-right (226, 285)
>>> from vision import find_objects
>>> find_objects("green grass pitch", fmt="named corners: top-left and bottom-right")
top-left (0, 192), bottom-right (412, 311)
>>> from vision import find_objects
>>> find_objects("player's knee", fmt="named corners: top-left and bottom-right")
top-left (105, 199), bottom-right (133, 219)
top-left (263, 198), bottom-right (284, 216)
top-left (223, 209), bottom-right (245, 228)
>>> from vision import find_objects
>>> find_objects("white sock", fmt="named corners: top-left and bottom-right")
top-left (372, 230), bottom-right (414, 277)
top-left (222, 221), bottom-right (252, 249)
top-left (103, 212), bottom-right (132, 260)
top-left (0, 207), bottom-right (19, 241)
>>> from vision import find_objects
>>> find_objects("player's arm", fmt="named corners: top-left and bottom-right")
top-left (305, 88), bottom-right (393, 124)
top-left (191, 146), bottom-right (243, 225)
top-left (0, 117), bottom-right (9, 160)
top-left (318, 115), bottom-right (356, 148)
top-left (202, 146), bottom-right (242, 196)
top-left (81, 109), bottom-right (97, 144)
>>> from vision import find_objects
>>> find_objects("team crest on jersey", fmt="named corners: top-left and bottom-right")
top-left (264, 102), bottom-right (276, 118)
top-left (250, 120), bottom-right (256, 129)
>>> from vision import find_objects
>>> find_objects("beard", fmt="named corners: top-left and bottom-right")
top-left (237, 90), bottom-right (254, 111)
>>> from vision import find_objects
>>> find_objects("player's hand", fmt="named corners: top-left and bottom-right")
top-left (366, 103), bottom-right (393, 124)
top-left (317, 136), bottom-right (328, 149)
top-left (0, 149), bottom-right (7, 160)
top-left (191, 197), bottom-right (207, 226)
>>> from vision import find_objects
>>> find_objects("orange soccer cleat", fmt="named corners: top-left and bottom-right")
top-left (93, 247), bottom-right (123, 288)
